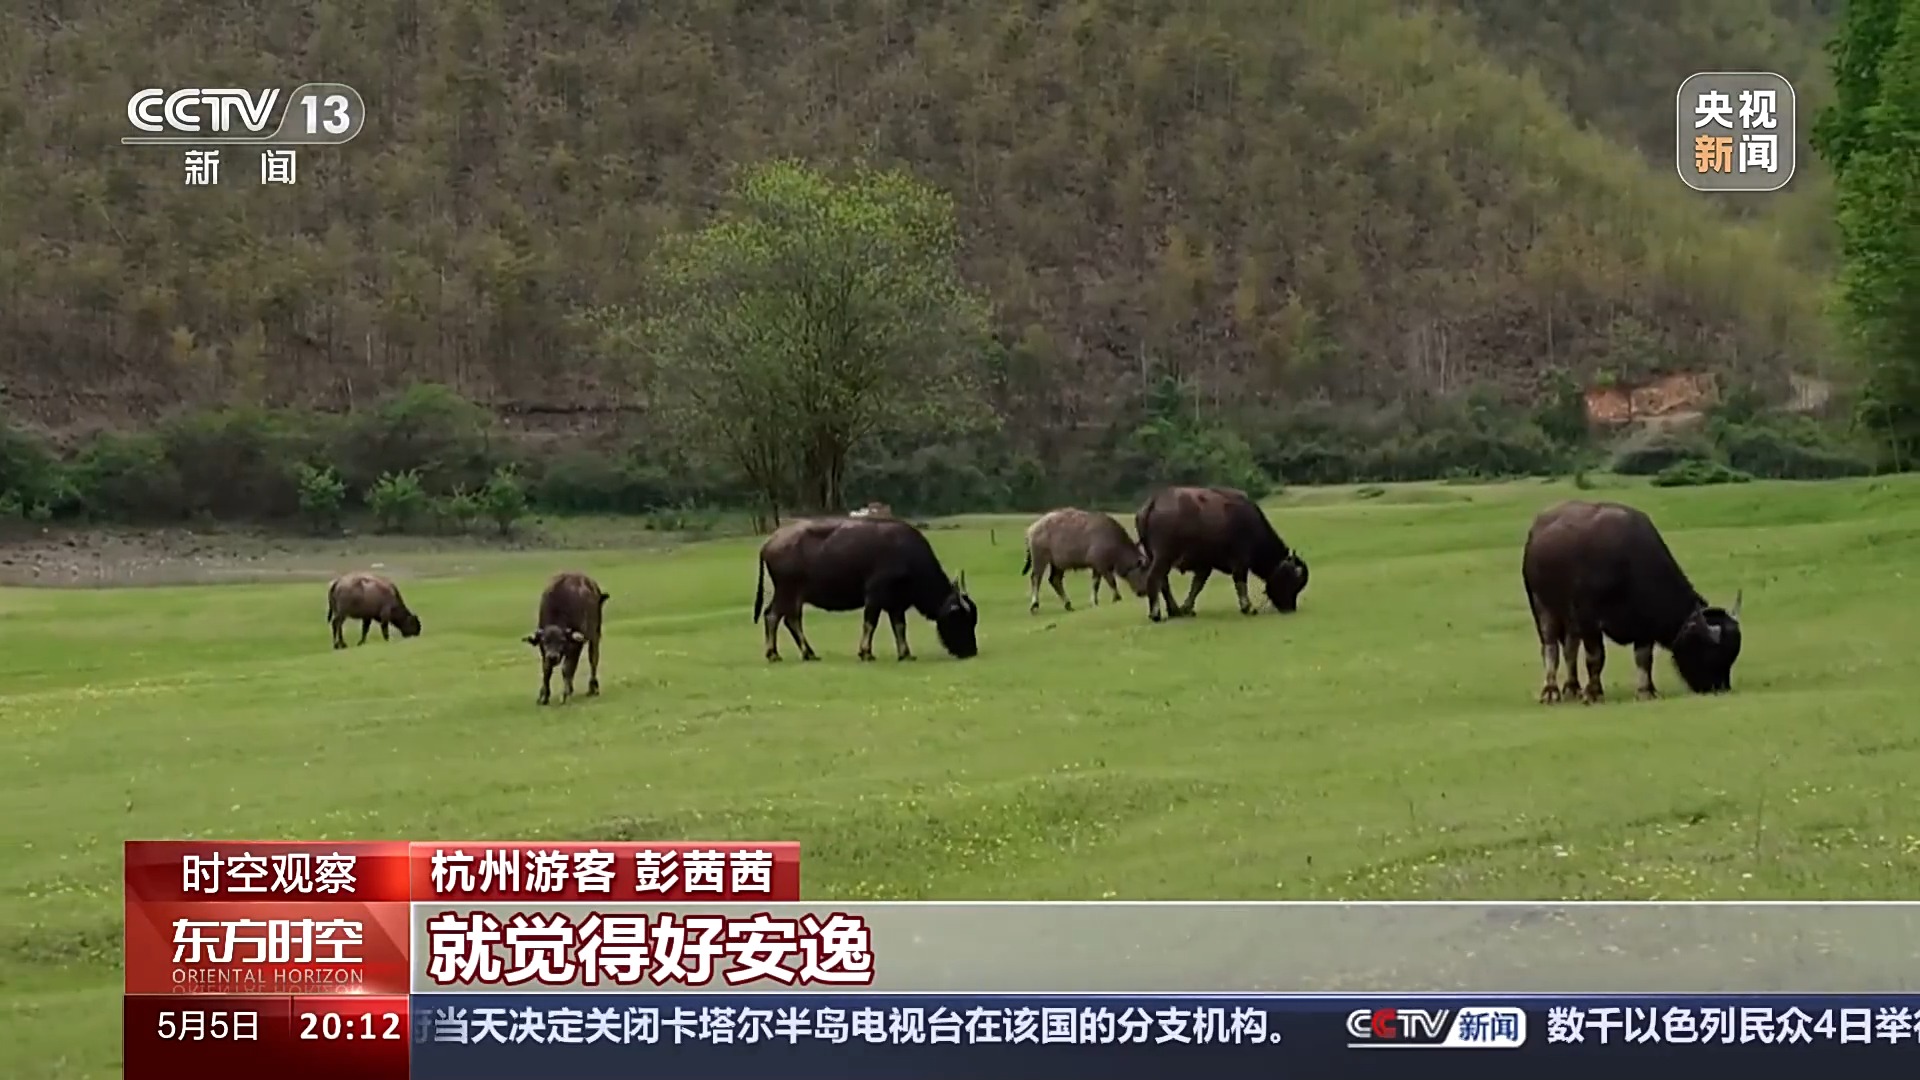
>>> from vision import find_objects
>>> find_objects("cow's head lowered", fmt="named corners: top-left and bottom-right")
top-left (1116, 546), bottom-right (1152, 597)
top-left (934, 573), bottom-right (980, 659)
top-left (392, 605), bottom-right (423, 638)
top-left (1671, 590), bottom-right (1742, 693)
top-left (525, 625), bottom-right (585, 678)
top-left (1262, 552), bottom-right (1310, 613)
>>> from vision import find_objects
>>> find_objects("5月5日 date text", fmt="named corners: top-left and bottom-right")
top-left (155, 1009), bottom-right (260, 1040)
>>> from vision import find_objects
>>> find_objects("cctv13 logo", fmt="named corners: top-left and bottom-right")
top-left (1345, 1006), bottom-right (1528, 1049)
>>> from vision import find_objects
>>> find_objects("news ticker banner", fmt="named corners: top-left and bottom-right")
top-left (124, 993), bottom-right (1920, 1078)
top-left (128, 837), bottom-right (1920, 1075)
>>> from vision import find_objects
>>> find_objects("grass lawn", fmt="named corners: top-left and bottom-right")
top-left (4, 474), bottom-right (1919, 1076)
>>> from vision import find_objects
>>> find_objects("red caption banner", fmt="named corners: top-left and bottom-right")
top-left (123, 839), bottom-right (802, 1080)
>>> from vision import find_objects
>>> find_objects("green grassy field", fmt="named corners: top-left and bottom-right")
top-left (5, 475), bottom-right (1920, 1076)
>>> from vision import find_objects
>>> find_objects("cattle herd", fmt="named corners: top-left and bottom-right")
top-left (323, 485), bottom-right (1745, 706)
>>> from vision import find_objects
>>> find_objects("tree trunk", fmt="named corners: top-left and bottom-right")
top-left (798, 429), bottom-right (848, 514)
top-left (820, 449), bottom-right (846, 515)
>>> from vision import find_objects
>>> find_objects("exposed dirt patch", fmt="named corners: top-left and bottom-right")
top-left (1585, 372), bottom-right (1719, 427)
top-left (0, 527), bottom-right (420, 587)
top-left (1584, 371), bottom-right (1834, 429)
top-left (0, 520), bottom-right (716, 588)
top-left (0, 515), bottom-right (748, 584)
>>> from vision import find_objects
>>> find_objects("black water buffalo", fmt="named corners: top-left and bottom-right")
top-left (753, 516), bottom-right (978, 662)
top-left (1522, 500), bottom-right (1742, 703)
top-left (1134, 486), bottom-right (1309, 621)
top-left (524, 571), bottom-right (609, 705)
top-left (326, 571), bottom-right (421, 649)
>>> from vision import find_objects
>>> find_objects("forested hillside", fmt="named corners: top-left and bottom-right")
top-left (0, 0), bottom-right (1853, 514)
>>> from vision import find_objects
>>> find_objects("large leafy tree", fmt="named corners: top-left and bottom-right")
top-left (1815, 0), bottom-right (1920, 468)
top-left (636, 159), bottom-right (993, 519)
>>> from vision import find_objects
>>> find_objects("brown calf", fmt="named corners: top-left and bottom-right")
top-left (524, 571), bottom-right (610, 705)
top-left (1021, 508), bottom-right (1150, 613)
top-left (326, 571), bottom-right (421, 649)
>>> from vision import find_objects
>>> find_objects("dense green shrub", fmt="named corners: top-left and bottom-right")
top-left (1120, 418), bottom-right (1274, 500)
top-left (1713, 418), bottom-right (1874, 479)
top-left (1262, 440), bottom-right (1364, 486)
top-left (841, 437), bottom-right (1062, 516)
top-left (1362, 421), bottom-right (1564, 481)
top-left (848, 444), bottom-right (1011, 516)
top-left (1253, 396), bottom-right (1571, 486)
top-left (75, 433), bottom-right (187, 521)
top-left (1, 381), bottom-right (1892, 536)
top-left (530, 450), bottom-right (640, 513)
top-left (1608, 413), bottom-right (1868, 481)
top-left (156, 407), bottom-right (328, 519)
top-left (295, 464), bottom-right (347, 533)
top-left (429, 487), bottom-right (481, 534)
top-left (367, 469), bottom-right (428, 532)
top-left (1652, 460), bottom-right (1753, 487)
top-left (3, 385), bottom-right (747, 530)
top-left (1531, 369), bottom-right (1593, 449)
top-left (0, 421), bottom-right (79, 518)
top-left (526, 448), bottom-right (738, 514)
top-left (479, 466), bottom-right (529, 536)
top-left (334, 383), bottom-right (498, 497)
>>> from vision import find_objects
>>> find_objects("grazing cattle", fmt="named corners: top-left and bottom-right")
top-left (1134, 486), bottom-right (1309, 621)
top-left (523, 571), bottom-right (609, 705)
top-left (753, 516), bottom-right (978, 662)
top-left (1522, 500), bottom-right (1743, 703)
top-left (1021, 508), bottom-right (1150, 613)
top-left (326, 571), bottom-right (421, 649)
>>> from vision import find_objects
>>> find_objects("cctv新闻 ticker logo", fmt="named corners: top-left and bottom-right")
top-left (1344, 1006), bottom-right (1528, 1049)
top-left (126, 88), bottom-right (281, 135)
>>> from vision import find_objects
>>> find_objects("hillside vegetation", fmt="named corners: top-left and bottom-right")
top-left (2, 1), bottom-right (1836, 438)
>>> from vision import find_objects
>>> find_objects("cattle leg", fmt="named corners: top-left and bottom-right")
top-left (1048, 567), bottom-right (1072, 611)
top-left (1231, 571), bottom-right (1255, 615)
top-left (1157, 575), bottom-right (1181, 620)
top-left (889, 610), bottom-right (914, 661)
top-left (1633, 644), bottom-right (1658, 699)
top-left (538, 662), bottom-right (554, 705)
top-left (358, 618), bottom-right (372, 645)
top-left (1095, 572), bottom-right (1114, 606)
top-left (586, 637), bottom-right (601, 696)
top-left (1581, 631), bottom-right (1606, 703)
top-left (1529, 593), bottom-right (1562, 703)
top-left (331, 615), bottom-right (348, 650)
top-left (1145, 558), bottom-right (1173, 621)
top-left (857, 602), bottom-right (882, 661)
top-left (783, 611), bottom-right (820, 661)
top-left (1177, 569), bottom-right (1211, 616)
top-left (1537, 636), bottom-right (1562, 704)
top-left (379, 618), bottom-right (391, 641)
top-left (763, 606), bottom-right (784, 661)
top-left (560, 649), bottom-right (580, 704)
top-left (1559, 632), bottom-right (1583, 701)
